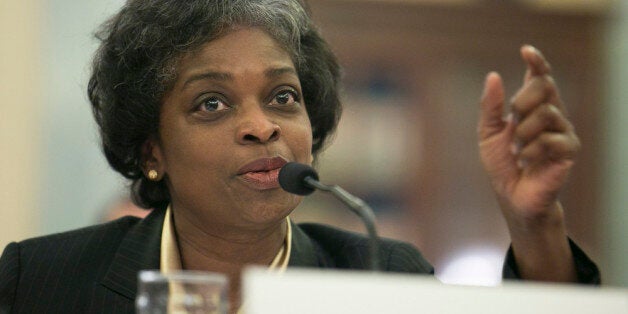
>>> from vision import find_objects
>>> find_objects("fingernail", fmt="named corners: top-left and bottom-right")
top-left (510, 139), bottom-right (522, 155)
top-left (502, 113), bottom-right (513, 123)
top-left (517, 159), bottom-right (527, 169)
top-left (510, 142), bottom-right (518, 155)
top-left (482, 72), bottom-right (496, 98)
top-left (508, 98), bottom-right (520, 121)
top-left (511, 111), bottom-right (520, 125)
top-left (547, 104), bottom-right (559, 114)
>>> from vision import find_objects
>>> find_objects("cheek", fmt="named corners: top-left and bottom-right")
top-left (159, 119), bottom-right (233, 174)
top-left (286, 116), bottom-right (313, 162)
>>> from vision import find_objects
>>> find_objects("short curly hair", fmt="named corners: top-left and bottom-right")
top-left (88, 0), bottom-right (342, 209)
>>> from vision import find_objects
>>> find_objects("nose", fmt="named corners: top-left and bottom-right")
top-left (236, 106), bottom-right (281, 144)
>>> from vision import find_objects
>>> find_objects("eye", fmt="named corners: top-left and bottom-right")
top-left (196, 94), bottom-right (230, 112)
top-left (270, 89), bottom-right (300, 107)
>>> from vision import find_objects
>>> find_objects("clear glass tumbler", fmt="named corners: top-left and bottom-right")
top-left (136, 270), bottom-right (228, 314)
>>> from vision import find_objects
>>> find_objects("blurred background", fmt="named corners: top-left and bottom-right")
top-left (1, 0), bottom-right (626, 287)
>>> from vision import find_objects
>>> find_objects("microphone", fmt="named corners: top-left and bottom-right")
top-left (279, 162), bottom-right (381, 271)
top-left (277, 162), bottom-right (319, 196)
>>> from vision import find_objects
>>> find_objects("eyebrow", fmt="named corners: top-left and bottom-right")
top-left (181, 66), bottom-right (298, 90)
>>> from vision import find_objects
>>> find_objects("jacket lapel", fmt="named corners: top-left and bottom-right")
top-left (288, 221), bottom-right (332, 268)
top-left (100, 212), bottom-right (327, 299)
top-left (100, 208), bottom-right (166, 300)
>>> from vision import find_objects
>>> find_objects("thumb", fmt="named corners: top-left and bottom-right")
top-left (479, 72), bottom-right (506, 140)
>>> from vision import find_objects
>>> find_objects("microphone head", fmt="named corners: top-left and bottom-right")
top-left (278, 162), bottom-right (319, 196)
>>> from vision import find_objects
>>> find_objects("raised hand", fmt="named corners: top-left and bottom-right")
top-left (478, 45), bottom-right (578, 281)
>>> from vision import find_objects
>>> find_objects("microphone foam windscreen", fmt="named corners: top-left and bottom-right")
top-left (278, 162), bottom-right (319, 196)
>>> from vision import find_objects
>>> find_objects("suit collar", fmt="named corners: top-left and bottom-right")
top-left (101, 208), bottom-right (166, 300)
top-left (100, 212), bottom-right (325, 300)
top-left (288, 221), bottom-right (330, 268)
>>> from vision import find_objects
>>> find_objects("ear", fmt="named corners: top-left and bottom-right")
top-left (141, 136), bottom-right (166, 181)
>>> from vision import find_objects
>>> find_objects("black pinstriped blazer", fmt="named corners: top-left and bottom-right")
top-left (0, 207), bottom-right (600, 313)
top-left (0, 208), bottom-right (435, 313)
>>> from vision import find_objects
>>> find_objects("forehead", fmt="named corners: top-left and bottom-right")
top-left (175, 27), bottom-right (296, 77)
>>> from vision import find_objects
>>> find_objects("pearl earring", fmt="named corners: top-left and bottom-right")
top-left (147, 170), bottom-right (158, 181)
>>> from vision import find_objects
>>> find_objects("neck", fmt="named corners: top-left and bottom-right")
top-left (171, 209), bottom-right (287, 311)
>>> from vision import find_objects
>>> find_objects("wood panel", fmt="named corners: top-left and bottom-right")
top-left (298, 0), bottom-right (605, 278)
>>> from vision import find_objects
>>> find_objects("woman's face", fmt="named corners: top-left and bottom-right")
top-left (151, 27), bottom-right (312, 229)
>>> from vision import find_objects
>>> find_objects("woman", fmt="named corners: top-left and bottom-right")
top-left (0, 0), bottom-right (598, 313)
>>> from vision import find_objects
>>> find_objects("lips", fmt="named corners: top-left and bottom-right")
top-left (237, 156), bottom-right (288, 190)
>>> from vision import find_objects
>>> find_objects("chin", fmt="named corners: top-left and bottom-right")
top-left (242, 194), bottom-right (300, 225)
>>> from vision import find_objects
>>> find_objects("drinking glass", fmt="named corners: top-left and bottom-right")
top-left (136, 270), bottom-right (228, 314)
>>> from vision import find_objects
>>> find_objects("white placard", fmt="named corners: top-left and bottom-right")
top-left (243, 268), bottom-right (627, 314)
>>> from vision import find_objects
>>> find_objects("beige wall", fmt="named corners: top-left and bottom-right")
top-left (0, 0), bottom-right (41, 249)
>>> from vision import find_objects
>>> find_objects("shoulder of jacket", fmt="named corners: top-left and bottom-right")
top-left (295, 222), bottom-right (433, 273)
top-left (16, 215), bottom-right (141, 250)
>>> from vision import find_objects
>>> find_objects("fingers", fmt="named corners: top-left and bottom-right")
top-left (510, 45), bottom-right (579, 170)
top-left (512, 104), bottom-right (579, 169)
top-left (511, 72), bottom-right (564, 119)
top-left (516, 132), bottom-right (580, 169)
top-left (521, 45), bottom-right (551, 82)
top-left (513, 103), bottom-right (572, 148)
top-left (479, 72), bottom-right (507, 140)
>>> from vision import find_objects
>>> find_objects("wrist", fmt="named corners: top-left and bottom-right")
top-left (501, 202), bottom-right (577, 282)
top-left (499, 198), bottom-right (567, 237)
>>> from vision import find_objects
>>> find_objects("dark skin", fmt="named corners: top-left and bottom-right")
top-left (145, 28), bottom-right (312, 311)
top-left (479, 45), bottom-right (579, 282)
top-left (145, 33), bottom-right (579, 312)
